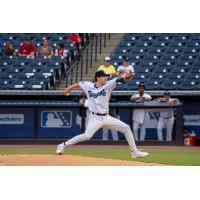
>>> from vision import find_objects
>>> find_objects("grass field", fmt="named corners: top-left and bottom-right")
top-left (0, 146), bottom-right (199, 166)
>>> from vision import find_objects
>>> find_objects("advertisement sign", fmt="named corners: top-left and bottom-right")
top-left (0, 108), bottom-right (34, 137)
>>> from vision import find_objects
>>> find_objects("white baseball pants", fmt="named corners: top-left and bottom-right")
top-left (157, 117), bottom-right (174, 141)
top-left (132, 121), bottom-right (146, 141)
top-left (64, 113), bottom-right (137, 151)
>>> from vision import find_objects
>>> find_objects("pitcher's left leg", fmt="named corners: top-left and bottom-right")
top-left (102, 115), bottom-right (149, 158)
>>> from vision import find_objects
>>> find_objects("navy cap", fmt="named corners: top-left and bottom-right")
top-left (138, 84), bottom-right (145, 89)
top-left (123, 57), bottom-right (129, 62)
top-left (95, 70), bottom-right (110, 78)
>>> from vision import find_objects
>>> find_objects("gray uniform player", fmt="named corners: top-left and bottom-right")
top-left (154, 91), bottom-right (179, 141)
top-left (56, 70), bottom-right (149, 158)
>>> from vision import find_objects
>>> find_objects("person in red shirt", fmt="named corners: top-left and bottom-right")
top-left (18, 37), bottom-right (36, 57)
top-left (66, 33), bottom-right (83, 46)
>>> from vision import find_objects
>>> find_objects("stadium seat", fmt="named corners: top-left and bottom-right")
top-left (179, 81), bottom-right (198, 90)
top-left (114, 82), bottom-right (124, 90)
top-left (160, 81), bottom-right (179, 90)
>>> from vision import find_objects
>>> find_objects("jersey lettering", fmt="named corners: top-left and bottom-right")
top-left (88, 89), bottom-right (106, 98)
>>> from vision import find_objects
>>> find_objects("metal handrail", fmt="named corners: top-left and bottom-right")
top-left (66, 33), bottom-right (111, 86)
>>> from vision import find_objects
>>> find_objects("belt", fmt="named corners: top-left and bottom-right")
top-left (92, 112), bottom-right (107, 116)
top-left (161, 116), bottom-right (173, 119)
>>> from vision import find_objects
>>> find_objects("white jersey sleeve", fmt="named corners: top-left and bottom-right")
top-left (79, 81), bottom-right (90, 94)
top-left (131, 93), bottom-right (138, 99)
top-left (104, 77), bottom-right (117, 90)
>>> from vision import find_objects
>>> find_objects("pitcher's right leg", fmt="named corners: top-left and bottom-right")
top-left (56, 114), bottom-right (103, 155)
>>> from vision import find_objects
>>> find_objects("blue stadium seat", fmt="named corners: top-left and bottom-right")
top-left (154, 66), bottom-right (170, 73)
top-left (133, 73), bottom-right (149, 79)
top-left (189, 68), bottom-right (200, 73)
top-left (170, 68), bottom-right (188, 74)
top-left (136, 67), bottom-right (153, 73)
top-left (183, 47), bottom-right (199, 53)
top-left (114, 82), bottom-right (124, 90)
top-left (32, 78), bottom-right (51, 89)
top-left (28, 80), bottom-right (47, 90)
top-left (0, 65), bottom-right (7, 72)
top-left (0, 84), bottom-right (8, 89)
top-left (9, 80), bottom-right (27, 90)
top-left (148, 47), bottom-right (166, 53)
top-left (190, 35), bottom-right (200, 41)
top-left (166, 47), bottom-right (182, 53)
top-left (0, 73), bottom-right (15, 80)
top-left (167, 74), bottom-right (184, 79)
top-left (152, 41), bottom-right (169, 47)
top-left (150, 73), bottom-right (167, 80)
top-left (124, 82), bottom-right (141, 90)
top-left (145, 84), bottom-right (160, 90)
top-left (5, 68), bottom-right (22, 75)
top-left (179, 80), bottom-right (198, 90)
top-left (162, 54), bottom-right (179, 60)
top-left (160, 81), bottom-right (178, 90)
top-left (185, 74), bottom-right (200, 80)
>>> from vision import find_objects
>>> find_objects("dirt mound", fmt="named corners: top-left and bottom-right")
top-left (0, 154), bottom-right (167, 166)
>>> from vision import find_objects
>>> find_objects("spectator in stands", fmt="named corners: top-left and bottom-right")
top-left (116, 57), bottom-right (134, 75)
top-left (18, 37), bottom-right (36, 57)
top-left (55, 43), bottom-right (68, 57)
top-left (97, 56), bottom-right (116, 77)
top-left (66, 33), bottom-right (83, 47)
top-left (37, 39), bottom-right (54, 57)
top-left (67, 33), bottom-right (84, 57)
top-left (4, 43), bottom-right (16, 56)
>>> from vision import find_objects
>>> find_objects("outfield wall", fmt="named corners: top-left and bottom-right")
top-left (0, 101), bottom-right (184, 145)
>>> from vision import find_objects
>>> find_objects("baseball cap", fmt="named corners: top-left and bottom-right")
top-left (104, 56), bottom-right (111, 62)
top-left (164, 91), bottom-right (171, 96)
top-left (95, 70), bottom-right (110, 78)
top-left (138, 84), bottom-right (145, 89)
top-left (123, 57), bottom-right (129, 62)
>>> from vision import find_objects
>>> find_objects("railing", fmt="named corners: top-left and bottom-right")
top-left (66, 33), bottom-right (111, 86)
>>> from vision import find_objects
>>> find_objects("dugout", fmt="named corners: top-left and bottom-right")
top-left (0, 90), bottom-right (184, 146)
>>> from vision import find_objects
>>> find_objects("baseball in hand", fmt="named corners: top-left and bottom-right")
top-left (64, 88), bottom-right (71, 96)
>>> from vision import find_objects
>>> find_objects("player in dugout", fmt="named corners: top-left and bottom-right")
top-left (154, 91), bottom-right (180, 141)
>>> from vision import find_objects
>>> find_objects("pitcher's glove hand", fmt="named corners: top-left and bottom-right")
top-left (117, 71), bottom-right (134, 82)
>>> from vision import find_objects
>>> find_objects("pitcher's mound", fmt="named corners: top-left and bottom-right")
top-left (0, 155), bottom-right (167, 166)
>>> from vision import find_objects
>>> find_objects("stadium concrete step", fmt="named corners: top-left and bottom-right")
top-left (57, 33), bottom-right (124, 89)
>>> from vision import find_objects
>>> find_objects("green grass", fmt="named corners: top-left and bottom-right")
top-left (0, 147), bottom-right (200, 166)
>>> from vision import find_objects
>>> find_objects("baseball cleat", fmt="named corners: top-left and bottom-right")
top-left (131, 150), bottom-right (149, 158)
top-left (56, 143), bottom-right (65, 155)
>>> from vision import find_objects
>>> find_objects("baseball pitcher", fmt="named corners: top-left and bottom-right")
top-left (56, 70), bottom-right (149, 158)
